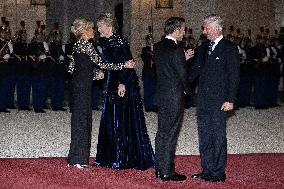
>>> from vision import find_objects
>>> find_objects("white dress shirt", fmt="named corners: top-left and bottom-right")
top-left (211, 35), bottom-right (223, 51)
top-left (165, 35), bottom-right (177, 44)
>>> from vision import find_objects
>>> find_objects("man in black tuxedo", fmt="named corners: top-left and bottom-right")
top-left (189, 15), bottom-right (240, 182)
top-left (154, 17), bottom-right (194, 181)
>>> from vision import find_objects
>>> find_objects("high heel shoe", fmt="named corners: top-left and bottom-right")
top-left (67, 164), bottom-right (89, 169)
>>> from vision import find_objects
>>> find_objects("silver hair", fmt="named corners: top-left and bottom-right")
top-left (204, 14), bottom-right (223, 31)
top-left (71, 18), bottom-right (94, 38)
top-left (96, 13), bottom-right (118, 32)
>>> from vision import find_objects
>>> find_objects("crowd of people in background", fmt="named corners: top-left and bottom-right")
top-left (0, 16), bottom-right (284, 113)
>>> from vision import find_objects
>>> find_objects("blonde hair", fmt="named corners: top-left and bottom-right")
top-left (96, 13), bottom-right (118, 32)
top-left (71, 18), bottom-right (94, 38)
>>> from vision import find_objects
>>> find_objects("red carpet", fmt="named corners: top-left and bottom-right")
top-left (0, 154), bottom-right (283, 189)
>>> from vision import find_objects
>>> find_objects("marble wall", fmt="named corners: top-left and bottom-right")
top-left (1, 0), bottom-right (283, 55)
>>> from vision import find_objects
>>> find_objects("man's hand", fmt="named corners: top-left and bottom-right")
top-left (124, 60), bottom-right (135, 68)
top-left (221, 102), bottom-right (234, 111)
top-left (185, 49), bottom-right (194, 60)
top-left (118, 84), bottom-right (126, 97)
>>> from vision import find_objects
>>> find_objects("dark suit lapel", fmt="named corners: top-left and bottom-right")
top-left (210, 38), bottom-right (225, 57)
top-left (204, 41), bottom-right (210, 63)
top-left (163, 38), bottom-right (178, 48)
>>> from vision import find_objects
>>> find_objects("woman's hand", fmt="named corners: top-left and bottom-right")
top-left (124, 60), bottom-right (135, 68)
top-left (118, 84), bottom-right (126, 97)
top-left (96, 71), bottom-right (104, 80)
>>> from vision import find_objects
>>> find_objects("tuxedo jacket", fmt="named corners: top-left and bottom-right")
top-left (153, 38), bottom-right (189, 104)
top-left (188, 38), bottom-right (240, 112)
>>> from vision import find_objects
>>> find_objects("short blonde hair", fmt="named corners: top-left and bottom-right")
top-left (96, 13), bottom-right (117, 32)
top-left (71, 18), bottom-right (94, 38)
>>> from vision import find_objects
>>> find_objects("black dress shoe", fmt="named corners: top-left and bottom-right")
top-left (43, 106), bottom-right (50, 109)
top-left (191, 172), bottom-right (208, 180)
top-left (18, 107), bottom-right (32, 111)
top-left (203, 174), bottom-right (226, 182)
top-left (7, 106), bottom-right (16, 109)
top-left (269, 104), bottom-right (281, 108)
top-left (0, 109), bottom-right (10, 113)
top-left (156, 171), bottom-right (187, 181)
top-left (34, 109), bottom-right (46, 113)
top-left (52, 107), bottom-right (67, 111)
top-left (255, 106), bottom-right (268, 109)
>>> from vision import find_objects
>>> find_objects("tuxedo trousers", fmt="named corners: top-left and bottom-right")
top-left (155, 92), bottom-right (184, 175)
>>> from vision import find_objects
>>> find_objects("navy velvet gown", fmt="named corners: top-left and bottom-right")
top-left (94, 34), bottom-right (155, 170)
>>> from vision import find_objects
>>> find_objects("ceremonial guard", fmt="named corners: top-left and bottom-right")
top-left (251, 36), bottom-right (270, 109)
top-left (0, 26), bottom-right (11, 112)
top-left (0, 17), bottom-right (6, 28)
top-left (0, 19), bottom-right (15, 109)
top-left (235, 28), bottom-right (243, 41)
top-left (279, 40), bottom-right (284, 91)
top-left (47, 22), bottom-right (62, 42)
top-left (14, 25), bottom-right (32, 111)
top-left (28, 32), bottom-right (50, 113)
top-left (236, 38), bottom-right (252, 108)
top-left (267, 38), bottom-right (281, 107)
top-left (5, 32), bottom-right (18, 109)
top-left (49, 28), bottom-right (67, 111)
top-left (226, 25), bottom-right (235, 39)
top-left (237, 39), bottom-right (254, 107)
top-left (244, 29), bottom-right (253, 43)
top-left (257, 26), bottom-right (265, 39)
top-left (141, 34), bottom-right (157, 112)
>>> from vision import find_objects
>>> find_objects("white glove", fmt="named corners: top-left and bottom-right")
top-left (3, 54), bottom-right (10, 59)
top-left (8, 42), bottom-right (13, 53)
top-left (262, 57), bottom-right (268, 62)
top-left (43, 41), bottom-right (49, 52)
top-left (39, 54), bottom-right (47, 60)
top-left (59, 55), bottom-right (65, 61)
top-left (62, 44), bottom-right (66, 53)
top-left (237, 46), bottom-right (242, 53)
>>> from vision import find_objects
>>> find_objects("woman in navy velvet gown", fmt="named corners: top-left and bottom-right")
top-left (94, 13), bottom-right (155, 170)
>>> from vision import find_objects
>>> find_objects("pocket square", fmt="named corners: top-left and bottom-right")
top-left (216, 57), bottom-right (220, 60)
